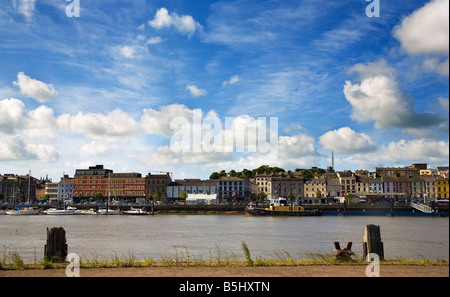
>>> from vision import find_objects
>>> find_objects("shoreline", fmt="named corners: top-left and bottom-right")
top-left (1, 264), bottom-right (449, 277)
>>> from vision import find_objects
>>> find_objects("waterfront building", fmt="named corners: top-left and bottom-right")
top-left (325, 178), bottom-right (341, 198)
top-left (217, 177), bottom-right (252, 202)
top-left (145, 173), bottom-right (172, 201)
top-left (396, 176), bottom-right (412, 198)
top-left (304, 178), bottom-right (326, 199)
top-left (254, 172), bottom-right (273, 199)
top-left (376, 166), bottom-right (419, 177)
top-left (73, 165), bottom-right (145, 201)
top-left (337, 171), bottom-right (356, 195)
top-left (166, 179), bottom-right (218, 203)
top-left (382, 176), bottom-right (397, 199)
top-left (410, 177), bottom-right (426, 200)
top-left (270, 172), bottom-right (304, 204)
top-left (45, 182), bottom-right (59, 202)
top-left (422, 175), bottom-right (437, 199)
top-left (355, 175), bottom-right (369, 195)
top-left (437, 167), bottom-right (449, 178)
top-left (58, 175), bottom-right (74, 203)
top-left (0, 173), bottom-right (38, 203)
top-left (436, 176), bottom-right (449, 199)
top-left (368, 178), bottom-right (383, 195)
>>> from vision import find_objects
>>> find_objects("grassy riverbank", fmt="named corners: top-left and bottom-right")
top-left (2, 244), bottom-right (448, 271)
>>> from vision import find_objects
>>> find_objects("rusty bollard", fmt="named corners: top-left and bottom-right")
top-left (333, 241), bottom-right (354, 261)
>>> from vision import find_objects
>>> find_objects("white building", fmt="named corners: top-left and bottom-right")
top-left (186, 194), bottom-right (219, 205)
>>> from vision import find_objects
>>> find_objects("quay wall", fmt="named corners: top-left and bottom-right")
top-left (3, 204), bottom-right (448, 215)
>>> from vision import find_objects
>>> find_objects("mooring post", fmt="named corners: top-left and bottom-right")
top-left (363, 224), bottom-right (384, 261)
top-left (44, 227), bottom-right (68, 263)
top-left (333, 241), bottom-right (354, 261)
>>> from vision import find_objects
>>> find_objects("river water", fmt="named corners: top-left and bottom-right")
top-left (0, 215), bottom-right (448, 263)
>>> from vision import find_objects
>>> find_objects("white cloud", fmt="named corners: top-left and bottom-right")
top-left (140, 104), bottom-right (197, 137)
top-left (186, 84), bottom-right (207, 97)
top-left (222, 75), bottom-right (240, 87)
top-left (56, 109), bottom-right (141, 139)
top-left (394, 0), bottom-right (449, 56)
top-left (393, 0), bottom-right (449, 76)
top-left (319, 127), bottom-right (377, 154)
top-left (13, 72), bottom-right (57, 103)
top-left (12, 0), bottom-right (35, 19)
top-left (0, 98), bottom-right (25, 133)
top-left (146, 36), bottom-right (163, 45)
top-left (148, 8), bottom-right (202, 37)
top-left (378, 139), bottom-right (449, 164)
top-left (344, 60), bottom-right (443, 129)
top-left (79, 141), bottom-right (117, 158)
top-left (0, 133), bottom-right (58, 162)
top-left (120, 46), bottom-right (136, 58)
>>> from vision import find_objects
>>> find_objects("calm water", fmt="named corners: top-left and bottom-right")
top-left (0, 215), bottom-right (448, 263)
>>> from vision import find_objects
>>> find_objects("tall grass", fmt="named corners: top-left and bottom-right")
top-left (0, 246), bottom-right (448, 271)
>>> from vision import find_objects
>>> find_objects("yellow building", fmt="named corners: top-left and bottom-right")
top-left (436, 177), bottom-right (449, 199)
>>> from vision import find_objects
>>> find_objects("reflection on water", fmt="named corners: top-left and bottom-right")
top-left (0, 215), bottom-right (448, 262)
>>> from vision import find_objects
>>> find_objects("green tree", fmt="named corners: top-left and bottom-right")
top-left (315, 189), bottom-right (322, 198)
top-left (154, 190), bottom-right (162, 202)
top-left (298, 169), bottom-right (313, 179)
top-left (179, 190), bottom-right (188, 204)
top-left (147, 193), bottom-right (154, 202)
top-left (258, 191), bottom-right (267, 202)
top-left (287, 191), bottom-right (294, 204)
top-left (209, 172), bottom-right (220, 180)
top-left (95, 192), bottom-right (104, 201)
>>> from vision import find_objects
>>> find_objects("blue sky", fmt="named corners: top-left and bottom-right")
top-left (0, 0), bottom-right (449, 180)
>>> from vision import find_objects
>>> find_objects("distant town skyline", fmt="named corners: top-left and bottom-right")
top-left (0, 0), bottom-right (448, 181)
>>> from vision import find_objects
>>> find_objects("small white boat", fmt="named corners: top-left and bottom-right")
top-left (98, 208), bottom-right (120, 215)
top-left (123, 208), bottom-right (149, 215)
top-left (0, 210), bottom-right (7, 215)
top-left (6, 207), bottom-right (39, 215)
top-left (75, 208), bottom-right (98, 215)
top-left (46, 206), bottom-right (76, 215)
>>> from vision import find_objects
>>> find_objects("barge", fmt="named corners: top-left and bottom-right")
top-left (245, 197), bottom-right (321, 217)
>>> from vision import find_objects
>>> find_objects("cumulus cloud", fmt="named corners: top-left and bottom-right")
top-left (394, 0), bottom-right (449, 56)
top-left (0, 98), bottom-right (25, 133)
top-left (186, 84), bottom-right (207, 97)
top-left (378, 139), bottom-right (449, 163)
top-left (13, 72), bottom-right (57, 103)
top-left (344, 60), bottom-right (443, 129)
top-left (393, 0), bottom-right (449, 76)
top-left (148, 8), bottom-right (202, 37)
top-left (0, 134), bottom-right (58, 162)
top-left (319, 127), bottom-right (377, 154)
top-left (56, 109), bottom-right (141, 139)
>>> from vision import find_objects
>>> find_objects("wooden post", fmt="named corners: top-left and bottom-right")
top-left (363, 224), bottom-right (384, 261)
top-left (44, 227), bottom-right (68, 263)
top-left (333, 241), bottom-right (354, 261)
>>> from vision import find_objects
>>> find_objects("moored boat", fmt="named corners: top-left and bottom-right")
top-left (245, 197), bottom-right (321, 217)
top-left (6, 207), bottom-right (40, 215)
top-left (75, 208), bottom-right (99, 215)
top-left (123, 207), bottom-right (149, 215)
top-left (46, 206), bottom-right (77, 215)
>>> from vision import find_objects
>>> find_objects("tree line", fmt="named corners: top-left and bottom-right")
top-left (209, 165), bottom-right (326, 180)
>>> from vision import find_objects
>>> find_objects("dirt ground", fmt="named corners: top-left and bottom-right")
top-left (1, 265), bottom-right (448, 277)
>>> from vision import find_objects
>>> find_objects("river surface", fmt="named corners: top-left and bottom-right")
top-left (0, 215), bottom-right (448, 263)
